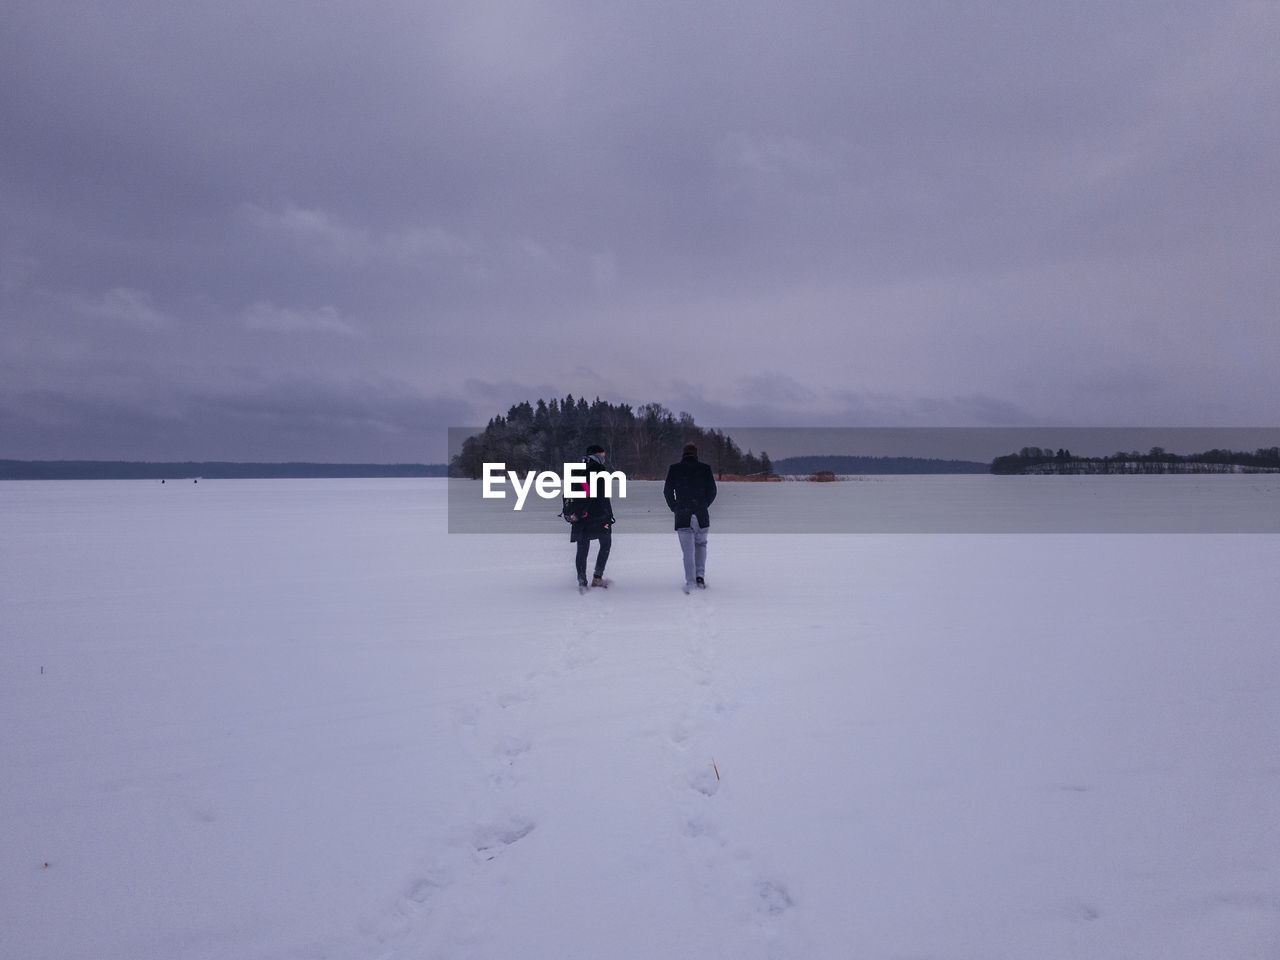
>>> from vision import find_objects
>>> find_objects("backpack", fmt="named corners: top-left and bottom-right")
top-left (560, 469), bottom-right (591, 523)
top-left (560, 495), bottom-right (586, 523)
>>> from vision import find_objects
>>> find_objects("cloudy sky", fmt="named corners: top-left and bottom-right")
top-left (3, 1), bottom-right (1277, 462)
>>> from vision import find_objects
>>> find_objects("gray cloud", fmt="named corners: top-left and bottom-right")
top-left (0, 375), bottom-right (473, 462)
top-left (3, 1), bottom-right (1277, 461)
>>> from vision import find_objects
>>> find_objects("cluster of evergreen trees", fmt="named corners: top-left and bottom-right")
top-left (991, 446), bottom-right (1280, 475)
top-left (450, 396), bottom-right (772, 479)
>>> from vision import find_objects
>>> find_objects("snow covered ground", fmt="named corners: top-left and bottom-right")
top-left (3, 478), bottom-right (1278, 959)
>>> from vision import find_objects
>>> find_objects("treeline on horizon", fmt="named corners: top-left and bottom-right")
top-left (0, 461), bottom-right (449, 480)
top-left (990, 446), bottom-right (1280, 475)
top-left (450, 396), bottom-right (773, 479)
top-left (771, 455), bottom-right (989, 475)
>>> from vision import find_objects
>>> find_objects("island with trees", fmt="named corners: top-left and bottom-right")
top-left (450, 396), bottom-right (773, 480)
top-left (450, 397), bottom-right (999, 479)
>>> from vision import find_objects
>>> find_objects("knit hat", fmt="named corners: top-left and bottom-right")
top-left (585, 444), bottom-right (605, 455)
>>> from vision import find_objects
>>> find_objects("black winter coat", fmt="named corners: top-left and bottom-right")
top-left (568, 460), bottom-right (614, 542)
top-left (663, 454), bottom-right (717, 530)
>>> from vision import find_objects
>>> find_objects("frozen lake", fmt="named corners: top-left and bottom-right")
top-left (3, 478), bottom-right (1278, 959)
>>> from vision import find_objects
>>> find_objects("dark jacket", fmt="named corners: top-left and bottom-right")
top-left (663, 453), bottom-right (717, 530)
top-left (569, 458), bottom-right (615, 542)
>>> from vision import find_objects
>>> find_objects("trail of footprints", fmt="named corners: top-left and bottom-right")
top-left (386, 594), bottom-right (607, 940)
top-left (383, 585), bottom-right (795, 954)
top-left (673, 590), bottom-right (798, 952)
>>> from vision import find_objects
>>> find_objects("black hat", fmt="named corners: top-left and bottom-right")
top-left (585, 444), bottom-right (605, 455)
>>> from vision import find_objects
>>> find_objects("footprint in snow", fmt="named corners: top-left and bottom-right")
top-left (670, 719), bottom-right (693, 748)
top-left (496, 686), bottom-right (536, 710)
top-left (756, 879), bottom-right (794, 917)
top-left (683, 816), bottom-right (726, 845)
top-left (473, 818), bottom-right (536, 860)
top-left (562, 637), bottom-right (599, 671)
top-left (687, 764), bottom-right (721, 797)
top-left (494, 735), bottom-right (531, 762)
top-left (405, 871), bottom-right (450, 906)
top-left (484, 736), bottom-right (533, 788)
top-left (1071, 902), bottom-right (1101, 921)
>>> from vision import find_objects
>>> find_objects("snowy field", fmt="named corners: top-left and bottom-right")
top-left (3, 477), bottom-right (1279, 960)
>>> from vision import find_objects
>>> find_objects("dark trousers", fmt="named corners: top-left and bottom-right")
top-left (575, 528), bottom-right (611, 580)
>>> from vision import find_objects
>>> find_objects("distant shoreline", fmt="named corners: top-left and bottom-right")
top-left (1, 456), bottom-right (991, 480)
top-left (769, 455), bottom-right (989, 475)
top-left (2, 456), bottom-right (989, 480)
top-left (9, 455), bottom-right (1276, 481)
top-left (0, 461), bottom-right (450, 480)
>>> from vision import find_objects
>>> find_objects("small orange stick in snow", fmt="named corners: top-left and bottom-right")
top-left (712, 759), bottom-right (720, 780)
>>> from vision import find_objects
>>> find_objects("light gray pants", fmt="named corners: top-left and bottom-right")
top-left (677, 515), bottom-right (708, 583)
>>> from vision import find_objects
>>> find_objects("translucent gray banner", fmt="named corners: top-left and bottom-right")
top-left (447, 427), bottom-right (1280, 533)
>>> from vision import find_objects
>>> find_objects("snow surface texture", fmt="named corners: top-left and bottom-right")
top-left (2, 478), bottom-right (1279, 960)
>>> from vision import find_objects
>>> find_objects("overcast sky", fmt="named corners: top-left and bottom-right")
top-left (3, 1), bottom-right (1277, 462)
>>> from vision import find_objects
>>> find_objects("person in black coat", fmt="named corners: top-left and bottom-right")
top-left (663, 442), bottom-right (717, 590)
top-left (570, 444), bottom-right (614, 588)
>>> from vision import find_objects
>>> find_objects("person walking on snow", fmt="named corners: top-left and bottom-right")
top-left (570, 444), bottom-right (615, 589)
top-left (663, 442), bottom-right (717, 592)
